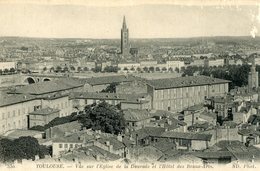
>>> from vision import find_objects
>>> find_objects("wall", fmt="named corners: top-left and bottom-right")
top-left (0, 99), bottom-right (41, 134)
top-left (41, 96), bottom-right (72, 117)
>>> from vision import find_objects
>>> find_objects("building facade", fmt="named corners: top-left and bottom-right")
top-left (121, 16), bottom-right (129, 56)
top-left (248, 58), bottom-right (259, 91)
top-left (147, 76), bottom-right (230, 112)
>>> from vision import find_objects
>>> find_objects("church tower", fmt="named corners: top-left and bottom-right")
top-left (248, 57), bottom-right (259, 91)
top-left (121, 16), bottom-right (129, 55)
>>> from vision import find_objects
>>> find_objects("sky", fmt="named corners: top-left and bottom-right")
top-left (0, 0), bottom-right (260, 39)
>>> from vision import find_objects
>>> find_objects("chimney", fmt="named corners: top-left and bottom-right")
top-left (109, 144), bottom-right (113, 152)
top-left (167, 118), bottom-right (172, 125)
top-left (85, 150), bottom-right (90, 156)
top-left (95, 154), bottom-right (100, 161)
top-left (105, 141), bottom-right (110, 146)
top-left (117, 134), bottom-right (123, 142)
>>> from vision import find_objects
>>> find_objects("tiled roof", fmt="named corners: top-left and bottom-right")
top-left (160, 131), bottom-right (212, 141)
top-left (9, 78), bottom-right (83, 95)
top-left (70, 92), bottom-right (150, 104)
top-left (85, 75), bottom-right (137, 86)
top-left (97, 136), bottom-right (125, 150)
top-left (192, 151), bottom-right (233, 159)
top-left (131, 127), bottom-right (166, 140)
top-left (29, 107), bottom-right (59, 115)
top-left (0, 93), bottom-right (37, 107)
top-left (147, 75), bottom-right (230, 89)
top-left (123, 109), bottom-right (151, 122)
top-left (184, 104), bottom-right (204, 111)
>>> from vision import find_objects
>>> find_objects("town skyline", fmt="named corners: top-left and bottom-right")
top-left (0, 3), bottom-right (260, 39)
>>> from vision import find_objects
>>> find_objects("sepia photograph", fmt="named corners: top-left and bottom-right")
top-left (0, 0), bottom-right (260, 169)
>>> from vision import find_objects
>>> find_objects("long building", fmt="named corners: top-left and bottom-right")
top-left (147, 75), bottom-right (230, 112)
top-left (0, 78), bottom-right (84, 135)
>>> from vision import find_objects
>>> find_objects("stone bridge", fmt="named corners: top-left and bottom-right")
top-left (23, 74), bottom-right (67, 84)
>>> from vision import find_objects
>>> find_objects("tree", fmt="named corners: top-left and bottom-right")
top-left (155, 67), bottom-right (160, 72)
top-left (43, 67), bottom-right (47, 72)
top-left (83, 67), bottom-right (89, 72)
top-left (55, 66), bottom-right (62, 73)
top-left (9, 67), bottom-right (16, 73)
top-left (63, 66), bottom-right (69, 72)
top-left (168, 67), bottom-right (173, 72)
top-left (162, 67), bottom-right (167, 72)
top-left (92, 66), bottom-right (102, 73)
top-left (4, 68), bottom-right (9, 74)
top-left (14, 137), bottom-right (42, 160)
top-left (79, 102), bottom-right (125, 135)
top-left (0, 137), bottom-right (49, 163)
top-left (50, 67), bottom-right (55, 73)
top-left (101, 82), bottom-right (119, 93)
top-left (0, 69), bottom-right (2, 75)
top-left (70, 66), bottom-right (75, 71)
top-left (77, 67), bottom-right (82, 72)
top-left (136, 67), bottom-right (141, 72)
top-left (103, 66), bottom-right (119, 73)
top-left (123, 67), bottom-right (128, 71)
top-left (175, 67), bottom-right (180, 73)
top-left (149, 66), bottom-right (155, 72)
top-left (143, 67), bottom-right (149, 72)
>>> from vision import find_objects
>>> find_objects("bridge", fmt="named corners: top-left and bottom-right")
top-left (23, 73), bottom-right (69, 84)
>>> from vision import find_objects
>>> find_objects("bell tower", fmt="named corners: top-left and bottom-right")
top-left (121, 16), bottom-right (129, 55)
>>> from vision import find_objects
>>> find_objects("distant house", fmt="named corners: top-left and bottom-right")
top-left (29, 107), bottom-right (60, 128)
top-left (83, 75), bottom-right (137, 92)
top-left (147, 75), bottom-right (230, 112)
top-left (52, 129), bottom-right (129, 159)
top-left (70, 92), bottom-right (152, 111)
top-left (123, 109), bottom-right (152, 132)
top-left (131, 127), bottom-right (212, 151)
top-left (158, 131), bottom-right (212, 151)
top-left (45, 121), bottom-right (82, 139)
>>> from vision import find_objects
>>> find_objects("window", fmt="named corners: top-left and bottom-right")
top-left (13, 111), bottom-right (15, 117)
top-left (18, 109), bottom-right (20, 116)
top-left (70, 144), bottom-right (73, 148)
top-left (64, 144), bottom-right (68, 148)
top-left (2, 113), bottom-right (5, 119)
top-left (59, 144), bottom-right (63, 148)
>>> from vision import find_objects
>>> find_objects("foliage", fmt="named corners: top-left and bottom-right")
top-left (101, 82), bottom-right (119, 93)
top-left (103, 66), bottom-right (119, 73)
top-left (0, 137), bottom-right (49, 162)
top-left (78, 102), bottom-right (125, 135)
top-left (181, 64), bottom-right (252, 90)
top-left (92, 66), bottom-right (102, 73)
top-left (30, 112), bottom-right (78, 131)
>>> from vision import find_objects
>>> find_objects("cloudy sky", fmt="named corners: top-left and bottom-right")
top-left (0, 0), bottom-right (260, 38)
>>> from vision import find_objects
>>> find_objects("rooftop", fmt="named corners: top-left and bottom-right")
top-left (147, 75), bottom-right (230, 90)
top-left (70, 92), bottom-right (150, 104)
top-left (123, 109), bottom-right (151, 122)
top-left (29, 107), bottom-right (60, 115)
top-left (160, 131), bottom-right (212, 141)
top-left (84, 75), bottom-right (137, 86)
top-left (9, 78), bottom-right (83, 95)
top-left (0, 93), bottom-right (37, 107)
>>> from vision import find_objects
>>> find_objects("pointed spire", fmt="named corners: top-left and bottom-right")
top-left (122, 15), bottom-right (127, 29)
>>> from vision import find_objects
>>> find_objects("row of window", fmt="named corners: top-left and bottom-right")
top-left (59, 143), bottom-right (81, 149)
top-left (155, 98), bottom-right (203, 111)
top-left (0, 119), bottom-right (26, 133)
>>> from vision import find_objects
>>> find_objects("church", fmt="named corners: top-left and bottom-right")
top-left (120, 16), bottom-right (138, 58)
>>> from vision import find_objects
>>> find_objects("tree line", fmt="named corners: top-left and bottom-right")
top-left (182, 64), bottom-right (253, 90)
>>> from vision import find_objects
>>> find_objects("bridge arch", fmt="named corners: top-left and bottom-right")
top-left (43, 78), bottom-right (51, 82)
top-left (24, 77), bottom-right (36, 84)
